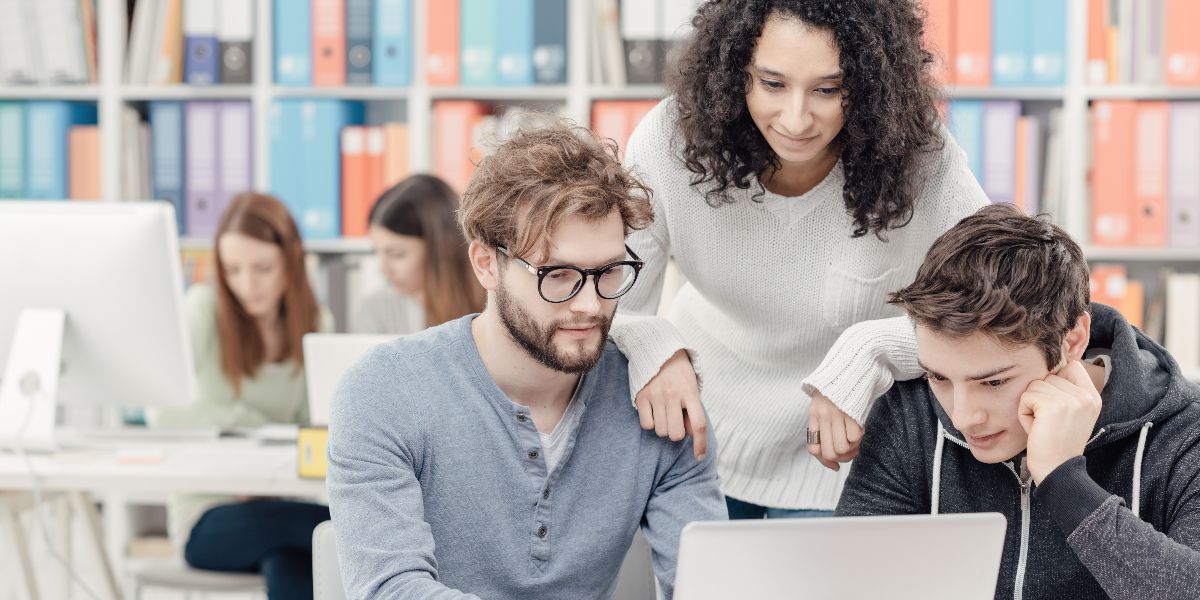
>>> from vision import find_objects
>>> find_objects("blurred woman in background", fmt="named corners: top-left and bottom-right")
top-left (352, 173), bottom-right (485, 333)
top-left (151, 192), bottom-right (332, 600)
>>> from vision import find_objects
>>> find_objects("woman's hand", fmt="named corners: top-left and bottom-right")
top-left (635, 349), bottom-right (708, 460)
top-left (806, 390), bottom-right (863, 471)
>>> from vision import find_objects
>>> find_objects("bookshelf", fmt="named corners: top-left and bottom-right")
top-left (0, 0), bottom-right (1196, 266)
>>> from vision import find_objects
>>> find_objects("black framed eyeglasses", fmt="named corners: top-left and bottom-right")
top-left (495, 245), bottom-right (645, 303)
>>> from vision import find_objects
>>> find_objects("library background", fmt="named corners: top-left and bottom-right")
top-left (1, 0), bottom-right (1200, 598)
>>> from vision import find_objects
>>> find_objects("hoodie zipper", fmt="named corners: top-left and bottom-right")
top-left (1005, 457), bottom-right (1032, 600)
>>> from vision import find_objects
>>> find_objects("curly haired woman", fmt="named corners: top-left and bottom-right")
top-left (609, 0), bottom-right (989, 519)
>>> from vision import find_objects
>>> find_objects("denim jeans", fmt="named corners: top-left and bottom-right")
top-left (184, 500), bottom-right (331, 600)
top-left (725, 496), bottom-right (834, 520)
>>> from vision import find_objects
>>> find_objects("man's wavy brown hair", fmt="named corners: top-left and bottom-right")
top-left (670, 0), bottom-right (943, 238)
top-left (459, 121), bottom-right (654, 259)
top-left (888, 204), bottom-right (1091, 369)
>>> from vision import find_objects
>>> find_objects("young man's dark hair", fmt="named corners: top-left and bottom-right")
top-left (838, 204), bottom-right (1200, 599)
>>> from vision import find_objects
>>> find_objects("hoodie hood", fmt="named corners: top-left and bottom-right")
top-left (1085, 303), bottom-right (1187, 439)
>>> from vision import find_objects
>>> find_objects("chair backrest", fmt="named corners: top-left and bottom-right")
top-left (313, 520), bottom-right (346, 600)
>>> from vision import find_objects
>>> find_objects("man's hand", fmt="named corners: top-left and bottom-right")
top-left (807, 390), bottom-right (863, 471)
top-left (635, 349), bottom-right (708, 460)
top-left (1019, 360), bottom-right (1103, 484)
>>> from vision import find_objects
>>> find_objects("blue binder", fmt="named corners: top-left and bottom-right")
top-left (532, 0), bottom-right (567, 84)
top-left (149, 101), bottom-right (187, 235)
top-left (24, 101), bottom-right (97, 200)
top-left (270, 99), bottom-right (365, 239)
top-left (346, 0), bottom-right (374, 84)
top-left (460, 0), bottom-right (500, 85)
top-left (991, 0), bottom-right (1028, 86)
top-left (0, 102), bottom-right (25, 198)
top-left (948, 100), bottom-right (984, 184)
top-left (496, 0), bottom-right (534, 85)
top-left (1028, 0), bottom-right (1067, 86)
top-left (274, 0), bottom-right (312, 85)
top-left (373, 0), bottom-right (412, 86)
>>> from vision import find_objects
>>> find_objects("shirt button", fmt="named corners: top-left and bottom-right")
top-left (528, 450), bottom-right (540, 460)
top-left (516, 413), bottom-right (528, 422)
top-left (542, 487), bottom-right (550, 500)
top-left (537, 525), bottom-right (548, 538)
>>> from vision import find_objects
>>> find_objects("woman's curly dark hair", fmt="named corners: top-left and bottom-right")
top-left (669, 0), bottom-right (944, 238)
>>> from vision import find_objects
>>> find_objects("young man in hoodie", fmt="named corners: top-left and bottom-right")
top-left (836, 204), bottom-right (1200, 599)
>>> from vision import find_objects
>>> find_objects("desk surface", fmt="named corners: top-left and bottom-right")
top-left (0, 438), bottom-right (325, 497)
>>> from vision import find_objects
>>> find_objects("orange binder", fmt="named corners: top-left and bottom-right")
top-left (68, 126), bottom-right (100, 200)
top-left (1091, 101), bottom-right (1137, 247)
top-left (1133, 101), bottom-right (1168, 247)
top-left (362, 125), bottom-right (386, 231)
top-left (433, 100), bottom-right (490, 193)
top-left (591, 101), bottom-right (630, 158)
top-left (341, 126), bottom-right (368, 236)
top-left (954, 0), bottom-right (991, 86)
top-left (1166, 0), bottom-right (1200, 86)
top-left (1085, 0), bottom-right (1108, 84)
top-left (1013, 116), bottom-right (1032, 214)
top-left (922, 0), bottom-right (955, 86)
top-left (312, 0), bottom-right (346, 86)
top-left (426, 0), bottom-right (460, 85)
top-left (382, 123), bottom-right (410, 189)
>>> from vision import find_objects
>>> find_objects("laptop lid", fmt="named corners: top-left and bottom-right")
top-left (674, 513), bottom-right (1006, 600)
top-left (302, 333), bottom-right (394, 426)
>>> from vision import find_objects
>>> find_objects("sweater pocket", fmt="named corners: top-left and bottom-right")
top-left (820, 265), bottom-right (899, 331)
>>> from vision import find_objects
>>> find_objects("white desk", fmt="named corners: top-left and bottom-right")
top-left (0, 438), bottom-right (326, 600)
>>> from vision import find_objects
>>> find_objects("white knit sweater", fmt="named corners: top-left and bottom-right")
top-left (610, 99), bottom-right (989, 510)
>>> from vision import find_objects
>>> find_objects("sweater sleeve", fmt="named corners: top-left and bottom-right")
top-left (1035, 456), bottom-right (1200, 599)
top-left (642, 420), bottom-right (726, 598)
top-left (834, 387), bottom-right (925, 516)
top-left (326, 351), bottom-right (482, 600)
top-left (610, 101), bottom-right (703, 403)
top-left (801, 316), bottom-right (924, 425)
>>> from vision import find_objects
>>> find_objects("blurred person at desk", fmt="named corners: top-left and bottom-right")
top-left (351, 173), bottom-right (485, 334)
top-left (149, 192), bottom-right (333, 600)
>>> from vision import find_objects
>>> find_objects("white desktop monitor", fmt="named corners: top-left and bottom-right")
top-left (303, 333), bottom-right (395, 427)
top-left (0, 201), bottom-right (197, 450)
top-left (674, 513), bottom-right (1007, 600)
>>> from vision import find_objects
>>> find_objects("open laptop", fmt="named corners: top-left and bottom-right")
top-left (674, 513), bottom-right (1006, 600)
top-left (303, 334), bottom-right (395, 426)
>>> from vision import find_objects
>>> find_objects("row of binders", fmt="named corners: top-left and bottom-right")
top-left (1091, 100), bottom-right (1200, 248)
top-left (135, 99), bottom-right (407, 240)
top-left (1085, 0), bottom-right (1200, 86)
top-left (1091, 264), bottom-right (1200, 370)
top-left (0, 0), bottom-right (97, 84)
top-left (125, 101), bottom-right (253, 236)
top-left (946, 101), bottom-right (1063, 218)
top-left (0, 102), bottom-right (98, 199)
top-left (126, 0), bottom-right (253, 85)
top-left (590, 0), bottom-right (699, 86)
top-left (277, 0), bottom-right (568, 87)
top-left (430, 98), bottom-right (659, 198)
top-left (923, 0), bottom-right (1067, 87)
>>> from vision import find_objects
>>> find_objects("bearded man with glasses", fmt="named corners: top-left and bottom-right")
top-left (326, 122), bottom-right (725, 600)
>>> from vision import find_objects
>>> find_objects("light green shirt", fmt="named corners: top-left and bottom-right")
top-left (149, 283), bottom-right (333, 542)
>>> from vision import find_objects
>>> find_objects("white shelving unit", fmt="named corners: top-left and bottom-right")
top-left (1, 0), bottom-right (1199, 262)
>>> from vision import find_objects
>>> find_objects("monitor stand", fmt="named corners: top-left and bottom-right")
top-left (0, 308), bottom-right (65, 452)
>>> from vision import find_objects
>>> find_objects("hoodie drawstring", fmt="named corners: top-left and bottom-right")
top-left (1131, 421), bottom-right (1154, 518)
top-left (932, 421), bottom-right (946, 515)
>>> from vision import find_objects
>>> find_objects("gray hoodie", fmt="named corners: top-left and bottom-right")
top-left (837, 303), bottom-right (1200, 599)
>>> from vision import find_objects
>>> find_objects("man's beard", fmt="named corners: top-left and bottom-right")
top-left (494, 277), bottom-right (613, 374)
